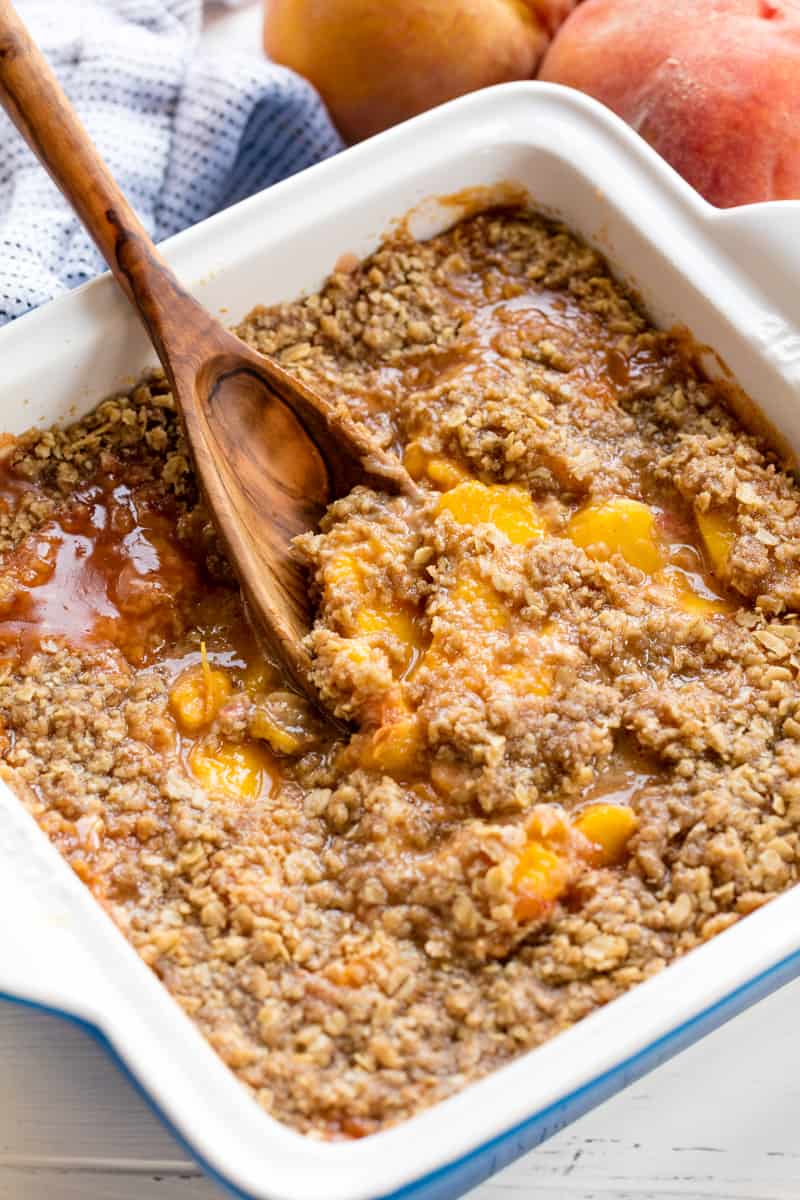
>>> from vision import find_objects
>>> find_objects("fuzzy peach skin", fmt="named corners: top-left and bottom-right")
top-left (540, 0), bottom-right (800, 208)
top-left (264, 0), bottom-right (578, 143)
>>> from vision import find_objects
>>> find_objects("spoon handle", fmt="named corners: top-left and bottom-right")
top-left (0, 0), bottom-right (206, 357)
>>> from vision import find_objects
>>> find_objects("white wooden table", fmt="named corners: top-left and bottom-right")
top-left (3, 6), bottom-right (799, 1198)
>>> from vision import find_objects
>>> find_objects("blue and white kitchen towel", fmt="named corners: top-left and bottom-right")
top-left (0, 0), bottom-right (344, 324)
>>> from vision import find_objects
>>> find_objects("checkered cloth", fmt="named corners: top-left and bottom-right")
top-left (0, 0), bottom-right (343, 323)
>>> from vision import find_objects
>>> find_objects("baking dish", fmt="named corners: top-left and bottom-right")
top-left (2, 80), bottom-right (800, 1200)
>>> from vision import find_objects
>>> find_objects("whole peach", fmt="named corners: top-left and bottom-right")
top-left (540, 0), bottom-right (800, 207)
top-left (264, 0), bottom-right (578, 143)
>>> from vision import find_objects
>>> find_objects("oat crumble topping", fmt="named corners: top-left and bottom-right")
top-left (1, 210), bottom-right (800, 1137)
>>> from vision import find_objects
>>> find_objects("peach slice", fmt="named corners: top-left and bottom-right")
top-left (325, 551), bottom-right (423, 673)
top-left (189, 740), bottom-right (279, 801)
top-left (438, 480), bottom-right (545, 545)
top-left (573, 803), bottom-right (638, 867)
top-left (403, 441), bottom-right (469, 491)
top-left (568, 498), bottom-right (664, 575)
top-left (512, 841), bottom-right (571, 921)
top-left (695, 508), bottom-right (736, 578)
top-left (169, 660), bottom-right (233, 734)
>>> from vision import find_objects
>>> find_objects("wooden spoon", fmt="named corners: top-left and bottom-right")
top-left (0, 0), bottom-right (415, 697)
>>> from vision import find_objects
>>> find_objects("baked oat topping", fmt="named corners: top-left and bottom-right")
top-left (2, 208), bottom-right (800, 1137)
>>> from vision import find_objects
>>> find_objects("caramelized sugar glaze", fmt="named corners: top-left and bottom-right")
top-left (3, 209), bottom-right (800, 1136)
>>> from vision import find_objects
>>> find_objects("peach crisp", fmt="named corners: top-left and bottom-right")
top-left (1, 209), bottom-right (799, 1137)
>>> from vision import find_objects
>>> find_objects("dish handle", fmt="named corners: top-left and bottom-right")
top-left (0, 785), bottom-right (109, 1021)
top-left (710, 202), bottom-right (800, 379)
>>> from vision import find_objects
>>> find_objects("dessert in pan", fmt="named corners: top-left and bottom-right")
top-left (2, 207), bottom-right (798, 1137)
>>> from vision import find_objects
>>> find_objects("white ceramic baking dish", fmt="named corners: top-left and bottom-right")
top-left (2, 81), bottom-right (800, 1200)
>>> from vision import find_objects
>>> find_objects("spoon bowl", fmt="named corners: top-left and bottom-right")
top-left (174, 323), bottom-right (414, 688)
